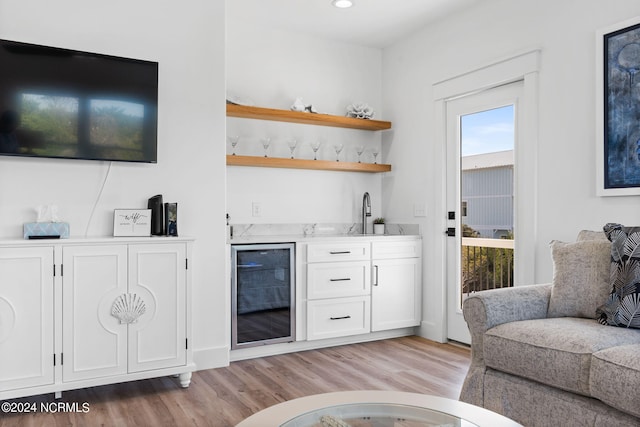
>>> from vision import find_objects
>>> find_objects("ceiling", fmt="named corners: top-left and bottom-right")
top-left (227, 0), bottom-right (478, 49)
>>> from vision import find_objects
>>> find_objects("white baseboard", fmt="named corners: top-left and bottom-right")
top-left (191, 328), bottom-right (428, 368)
top-left (193, 345), bottom-right (230, 370)
top-left (229, 328), bottom-right (416, 362)
top-left (417, 320), bottom-right (447, 343)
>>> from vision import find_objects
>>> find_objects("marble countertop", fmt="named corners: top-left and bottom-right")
top-left (227, 222), bottom-right (421, 244)
top-left (229, 233), bottom-right (421, 244)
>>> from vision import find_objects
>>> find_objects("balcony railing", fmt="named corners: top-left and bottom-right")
top-left (461, 237), bottom-right (514, 295)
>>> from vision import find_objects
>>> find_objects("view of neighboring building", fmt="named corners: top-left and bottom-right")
top-left (461, 150), bottom-right (514, 239)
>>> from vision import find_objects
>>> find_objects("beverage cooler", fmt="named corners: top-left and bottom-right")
top-left (231, 243), bottom-right (295, 349)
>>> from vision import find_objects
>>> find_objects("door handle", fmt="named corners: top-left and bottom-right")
top-left (445, 227), bottom-right (456, 237)
top-left (373, 265), bottom-right (379, 286)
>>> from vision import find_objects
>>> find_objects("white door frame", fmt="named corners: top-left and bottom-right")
top-left (427, 49), bottom-right (540, 343)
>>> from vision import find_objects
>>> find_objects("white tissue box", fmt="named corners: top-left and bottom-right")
top-left (23, 222), bottom-right (70, 239)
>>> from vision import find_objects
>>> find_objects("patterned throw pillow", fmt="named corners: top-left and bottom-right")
top-left (596, 223), bottom-right (640, 328)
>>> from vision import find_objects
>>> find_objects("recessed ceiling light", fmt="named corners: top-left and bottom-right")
top-left (332, 0), bottom-right (354, 8)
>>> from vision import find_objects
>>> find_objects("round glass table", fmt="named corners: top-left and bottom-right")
top-left (236, 391), bottom-right (522, 427)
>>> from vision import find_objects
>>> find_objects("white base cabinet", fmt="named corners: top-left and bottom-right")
top-left (0, 237), bottom-right (193, 401)
top-left (305, 237), bottom-right (421, 341)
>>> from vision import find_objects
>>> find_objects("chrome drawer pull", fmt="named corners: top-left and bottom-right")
top-left (330, 278), bottom-right (351, 282)
top-left (330, 315), bottom-right (351, 320)
top-left (329, 250), bottom-right (351, 254)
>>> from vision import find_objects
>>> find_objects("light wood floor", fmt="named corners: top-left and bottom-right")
top-left (0, 336), bottom-right (470, 427)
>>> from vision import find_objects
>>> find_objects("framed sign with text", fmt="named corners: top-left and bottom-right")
top-left (113, 209), bottom-right (152, 237)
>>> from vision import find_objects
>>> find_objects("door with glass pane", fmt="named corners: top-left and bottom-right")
top-left (446, 82), bottom-right (522, 344)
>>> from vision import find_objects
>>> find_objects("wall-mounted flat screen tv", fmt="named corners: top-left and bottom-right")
top-left (0, 39), bottom-right (158, 163)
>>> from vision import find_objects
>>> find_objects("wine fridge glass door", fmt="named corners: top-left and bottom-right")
top-left (231, 243), bottom-right (295, 349)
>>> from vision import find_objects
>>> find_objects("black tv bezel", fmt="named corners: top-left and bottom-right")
top-left (0, 38), bottom-right (159, 164)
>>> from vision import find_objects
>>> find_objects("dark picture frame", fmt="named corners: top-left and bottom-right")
top-left (165, 202), bottom-right (178, 236)
top-left (597, 17), bottom-right (640, 196)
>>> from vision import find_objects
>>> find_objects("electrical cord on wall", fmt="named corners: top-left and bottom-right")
top-left (84, 161), bottom-right (113, 237)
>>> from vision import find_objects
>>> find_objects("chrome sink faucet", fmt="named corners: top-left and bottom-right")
top-left (362, 192), bottom-right (371, 234)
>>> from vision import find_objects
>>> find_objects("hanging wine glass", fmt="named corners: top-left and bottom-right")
top-left (287, 139), bottom-right (298, 159)
top-left (334, 143), bottom-right (344, 162)
top-left (261, 137), bottom-right (271, 157)
top-left (227, 135), bottom-right (239, 155)
top-left (372, 147), bottom-right (379, 164)
top-left (310, 140), bottom-right (321, 160)
top-left (356, 145), bottom-right (364, 163)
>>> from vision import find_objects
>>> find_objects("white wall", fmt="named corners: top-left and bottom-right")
top-left (382, 0), bottom-right (640, 341)
top-left (226, 22), bottom-right (386, 225)
top-left (0, 0), bottom-right (228, 368)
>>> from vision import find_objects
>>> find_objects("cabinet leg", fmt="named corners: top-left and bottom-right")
top-left (55, 391), bottom-right (62, 399)
top-left (179, 372), bottom-right (192, 388)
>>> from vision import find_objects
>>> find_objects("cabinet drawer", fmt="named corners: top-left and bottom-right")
top-left (371, 240), bottom-right (421, 259)
top-left (307, 296), bottom-right (371, 340)
top-left (307, 242), bottom-right (370, 262)
top-left (307, 261), bottom-right (370, 299)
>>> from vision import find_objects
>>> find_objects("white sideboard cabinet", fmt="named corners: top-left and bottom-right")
top-left (0, 237), bottom-right (194, 401)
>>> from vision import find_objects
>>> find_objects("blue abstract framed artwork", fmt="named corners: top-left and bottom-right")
top-left (596, 17), bottom-right (640, 196)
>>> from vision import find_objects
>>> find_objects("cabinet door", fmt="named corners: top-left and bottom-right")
top-left (0, 247), bottom-right (54, 390)
top-left (128, 243), bottom-right (186, 373)
top-left (62, 245), bottom-right (128, 382)
top-left (371, 258), bottom-right (421, 332)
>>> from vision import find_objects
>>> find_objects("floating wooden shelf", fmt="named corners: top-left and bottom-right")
top-left (227, 104), bottom-right (392, 131)
top-left (226, 155), bottom-right (391, 173)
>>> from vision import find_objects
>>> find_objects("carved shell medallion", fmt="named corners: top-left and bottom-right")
top-left (111, 293), bottom-right (146, 324)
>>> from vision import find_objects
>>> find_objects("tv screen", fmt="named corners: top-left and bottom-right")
top-left (0, 39), bottom-right (158, 163)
